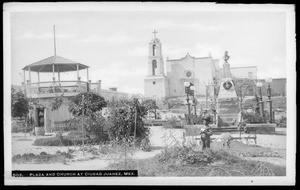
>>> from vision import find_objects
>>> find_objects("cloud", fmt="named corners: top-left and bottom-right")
top-left (193, 43), bottom-right (224, 58)
top-left (142, 19), bottom-right (228, 31)
top-left (76, 32), bottom-right (143, 45)
top-left (14, 31), bottom-right (77, 40)
top-left (88, 62), bottom-right (146, 90)
top-left (163, 44), bottom-right (190, 59)
top-left (119, 86), bottom-right (144, 94)
top-left (128, 46), bottom-right (148, 57)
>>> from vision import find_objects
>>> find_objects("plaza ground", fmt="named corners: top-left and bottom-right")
top-left (11, 126), bottom-right (287, 170)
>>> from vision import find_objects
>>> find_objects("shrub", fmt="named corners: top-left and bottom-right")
top-left (107, 98), bottom-right (150, 146)
top-left (242, 112), bottom-right (267, 123)
top-left (68, 92), bottom-right (108, 143)
top-left (276, 115), bottom-right (286, 128)
top-left (33, 137), bottom-right (69, 146)
top-left (158, 146), bottom-right (214, 166)
top-left (12, 151), bottom-right (73, 164)
top-left (60, 118), bottom-right (81, 131)
top-left (190, 115), bottom-right (203, 125)
top-left (11, 121), bottom-right (33, 133)
top-left (163, 117), bottom-right (183, 128)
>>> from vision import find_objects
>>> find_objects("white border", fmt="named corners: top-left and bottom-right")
top-left (3, 2), bottom-right (296, 186)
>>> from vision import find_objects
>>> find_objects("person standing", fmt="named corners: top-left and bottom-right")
top-left (200, 116), bottom-right (213, 150)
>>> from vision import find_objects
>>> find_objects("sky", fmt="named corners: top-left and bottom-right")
top-left (9, 3), bottom-right (288, 95)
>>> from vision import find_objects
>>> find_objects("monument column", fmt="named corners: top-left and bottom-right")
top-left (216, 51), bottom-right (239, 127)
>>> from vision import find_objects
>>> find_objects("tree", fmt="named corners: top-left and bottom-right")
top-left (68, 91), bottom-right (107, 117)
top-left (232, 78), bottom-right (256, 111)
top-left (107, 98), bottom-right (149, 146)
top-left (68, 92), bottom-right (107, 143)
top-left (141, 99), bottom-right (158, 119)
top-left (163, 97), bottom-right (184, 109)
top-left (11, 87), bottom-right (30, 138)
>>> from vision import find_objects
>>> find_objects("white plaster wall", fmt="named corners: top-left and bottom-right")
top-left (230, 66), bottom-right (258, 79)
top-left (167, 55), bottom-right (215, 96)
top-left (144, 76), bottom-right (168, 98)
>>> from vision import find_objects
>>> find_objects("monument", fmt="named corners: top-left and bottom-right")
top-left (216, 51), bottom-right (240, 127)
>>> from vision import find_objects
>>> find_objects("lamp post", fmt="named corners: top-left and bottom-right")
top-left (184, 81), bottom-right (192, 125)
top-left (153, 95), bottom-right (157, 119)
top-left (190, 86), bottom-right (197, 116)
top-left (256, 81), bottom-right (264, 117)
top-left (265, 77), bottom-right (273, 123)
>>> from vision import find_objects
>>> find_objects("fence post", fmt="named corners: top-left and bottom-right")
top-left (81, 95), bottom-right (85, 156)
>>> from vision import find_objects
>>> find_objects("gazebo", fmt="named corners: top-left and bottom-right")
top-left (22, 55), bottom-right (91, 98)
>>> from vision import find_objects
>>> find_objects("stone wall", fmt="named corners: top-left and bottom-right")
top-left (246, 123), bottom-right (276, 134)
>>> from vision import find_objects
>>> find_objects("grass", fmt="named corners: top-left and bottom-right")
top-left (107, 140), bottom-right (285, 176)
top-left (211, 141), bottom-right (280, 157)
top-left (12, 151), bottom-right (73, 164)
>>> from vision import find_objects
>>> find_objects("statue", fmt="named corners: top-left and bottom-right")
top-left (223, 51), bottom-right (230, 63)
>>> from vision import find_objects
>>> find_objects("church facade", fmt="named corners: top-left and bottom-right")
top-left (144, 34), bottom-right (257, 99)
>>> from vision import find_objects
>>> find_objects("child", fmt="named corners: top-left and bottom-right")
top-left (200, 116), bottom-right (213, 150)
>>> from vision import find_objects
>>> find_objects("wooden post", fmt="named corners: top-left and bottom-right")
top-left (77, 64), bottom-right (79, 80)
top-left (52, 64), bottom-right (55, 92)
top-left (37, 72), bottom-right (40, 83)
top-left (58, 71), bottom-right (60, 82)
top-left (23, 70), bottom-right (26, 84)
top-left (28, 67), bottom-right (31, 83)
top-left (87, 68), bottom-right (89, 81)
top-left (58, 70), bottom-right (61, 87)
top-left (81, 95), bottom-right (85, 156)
top-left (53, 25), bottom-right (57, 56)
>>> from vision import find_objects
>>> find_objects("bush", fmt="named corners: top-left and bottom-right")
top-left (242, 112), bottom-right (267, 123)
top-left (107, 98), bottom-right (150, 146)
top-left (11, 122), bottom-right (33, 133)
top-left (163, 117), bottom-right (183, 128)
top-left (12, 151), bottom-right (73, 164)
top-left (33, 137), bottom-right (72, 146)
top-left (190, 115), bottom-right (203, 125)
top-left (276, 115), bottom-right (286, 128)
top-left (158, 146), bottom-right (214, 166)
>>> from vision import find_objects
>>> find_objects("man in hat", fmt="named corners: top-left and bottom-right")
top-left (200, 116), bottom-right (213, 150)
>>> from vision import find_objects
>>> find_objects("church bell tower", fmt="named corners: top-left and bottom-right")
top-left (144, 30), bottom-right (168, 99)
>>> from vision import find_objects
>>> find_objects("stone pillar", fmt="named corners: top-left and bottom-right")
top-left (44, 108), bottom-right (51, 133)
top-left (222, 62), bottom-right (231, 78)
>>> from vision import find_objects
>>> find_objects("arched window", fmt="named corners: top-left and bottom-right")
top-left (152, 60), bottom-right (157, 75)
top-left (152, 44), bottom-right (156, 56)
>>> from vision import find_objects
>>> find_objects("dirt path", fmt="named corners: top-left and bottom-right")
top-left (11, 126), bottom-right (286, 170)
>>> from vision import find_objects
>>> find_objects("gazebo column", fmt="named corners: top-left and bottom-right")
top-left (87, 68), bottom-right (89, 81)
top-left (23, 70), bottom-right (26, 84)
top-left (87, 68), bottom-right (90, 92)
top-left (37, 72), bottom-right (40, 92)
top-left (77, 64), bottom-right (79, 81)
top-left (28, 67), bottom-right (31, 83)
top-left (52, 64), bottom-right (55, 92)
top-left (58, 71), bottom-right (60, 84)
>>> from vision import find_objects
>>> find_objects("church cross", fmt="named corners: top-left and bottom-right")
top-left (152, 30), bottom-right (158, 38)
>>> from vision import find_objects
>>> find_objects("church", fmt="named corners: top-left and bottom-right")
top-left (144, 31), bottom-right (258, 99)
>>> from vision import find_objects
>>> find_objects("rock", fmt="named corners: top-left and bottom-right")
top-left (40, 151), bottom-right (48, 156)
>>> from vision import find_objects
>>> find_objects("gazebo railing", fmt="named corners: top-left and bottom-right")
top-left (24, 80), bottom-right (91, 95)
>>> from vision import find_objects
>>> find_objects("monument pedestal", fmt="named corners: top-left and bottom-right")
top-left (216, 78), bottom-right (240, 127)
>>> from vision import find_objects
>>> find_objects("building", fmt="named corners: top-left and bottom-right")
top-left (20, 55), bottom-right (129, 133)
top-left (230, 66), bottom-right (258, 79)
top-left (144, 33), bottom-right (258, 99)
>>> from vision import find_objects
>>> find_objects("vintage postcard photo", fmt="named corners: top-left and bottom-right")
top-left (3, 2), bottom-right (296, 185)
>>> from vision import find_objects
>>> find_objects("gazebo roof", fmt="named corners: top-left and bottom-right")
top-left (22, 55), bottom-right (89, 72)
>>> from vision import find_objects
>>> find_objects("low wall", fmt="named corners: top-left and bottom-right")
top-left (144, 119), bottom-right (167, 126)
top-left (246, 123), bottom-right (276, 135)
top-left (183, 123), bottom-right (277, 136)
top-left (183, 125), bottom-right (203, 136)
